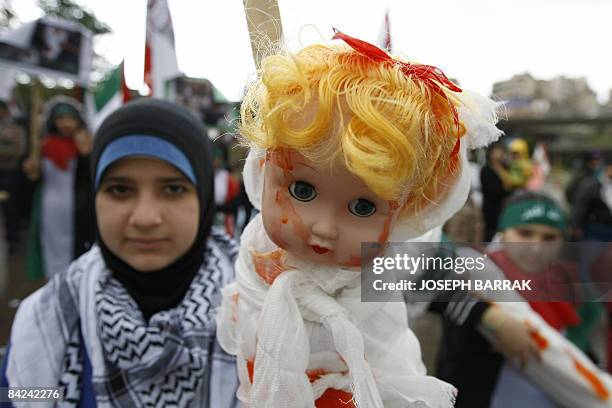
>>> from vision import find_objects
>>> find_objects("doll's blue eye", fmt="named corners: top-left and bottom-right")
top-left (348, 199), bottom-right (376, 217)
top-left (288, 181), bottom-right (316, 202)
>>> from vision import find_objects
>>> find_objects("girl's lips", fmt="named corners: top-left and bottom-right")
top-left (311, 245), bottom-right (329, 254)
top-left (128, 238), bottom-right (167, 250)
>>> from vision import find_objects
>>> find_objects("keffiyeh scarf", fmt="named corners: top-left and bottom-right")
top-left (7, 231), bottom-right (238, 408)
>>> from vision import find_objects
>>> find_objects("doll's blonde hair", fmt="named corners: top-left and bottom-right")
top-left (240, 43), bottom-right (466, 217)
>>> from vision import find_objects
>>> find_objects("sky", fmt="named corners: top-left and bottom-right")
top-left (10, 0), bottom-right (612, 103)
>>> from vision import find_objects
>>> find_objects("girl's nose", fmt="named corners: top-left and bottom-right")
top-left (128, 196), bottom-right (163, 229)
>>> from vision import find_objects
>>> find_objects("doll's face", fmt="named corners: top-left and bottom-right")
top-left (261, 149), bottom-right (401, 268)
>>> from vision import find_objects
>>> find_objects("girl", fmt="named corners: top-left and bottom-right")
top-left (24, 96), bottom-right (95, 279)
top-left (2, 99), bottom-right (238, 407)
top-left (217, 28), bottom-right (503, 407)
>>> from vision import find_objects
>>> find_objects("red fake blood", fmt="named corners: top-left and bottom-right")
top-left (342, 255), bottom-right (362, 268)
top-left (529, 329), bottom-right (549, 351)
top-left (568, 351), bottom-right (610, 401)
top-left (251, 249), bottom-right (288, 285)
top-left (230, 292), bottom-right (240, 323)
top-left (267, 148), bottom-right (294, 170)
top-left (247, 358), bottom-right (356, 407)
top-left (377, 206), bottom-right (398, 243)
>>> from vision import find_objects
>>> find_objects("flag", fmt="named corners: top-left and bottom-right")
top-left (377, 10), bottom-right (392, 53)
top-left (85, 62), bottom-right (130, 132)
top-left (144, 0), bottom-right (180, 98)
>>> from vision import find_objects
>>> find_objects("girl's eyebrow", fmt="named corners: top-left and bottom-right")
top-left (158, 176), bottom-right (190, 183)
top-left (101, 176), bottom-right (133, 184)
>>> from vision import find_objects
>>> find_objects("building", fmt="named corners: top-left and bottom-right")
top-left (492, 73), bottom-right (600, 118)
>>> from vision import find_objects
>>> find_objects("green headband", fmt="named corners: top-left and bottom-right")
top-left (52, 104), bottom-right (80, 119)
top-left (498, 199), bottom-right (567, 232)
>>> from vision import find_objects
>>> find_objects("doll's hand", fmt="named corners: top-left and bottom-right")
top-left (74, 128), bottom-right (93, 155)
top-left (482, 307), bottom-right (541, 369)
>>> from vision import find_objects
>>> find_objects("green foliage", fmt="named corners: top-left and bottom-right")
top-left (38, 0), bottom-right (111, 35)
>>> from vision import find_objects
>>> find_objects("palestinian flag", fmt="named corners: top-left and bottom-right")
top-left (86, 62), bottom-right (130, 132)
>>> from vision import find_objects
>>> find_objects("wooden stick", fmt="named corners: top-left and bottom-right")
top-left (29, 77), bottom-right (42, 160)
top-left (242, 0), bottom-right (283, 67)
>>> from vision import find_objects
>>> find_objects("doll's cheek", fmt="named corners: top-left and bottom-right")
top-left (341, 255), bottom-right (362, 268)
top-left (274, 190), bottom-right (311, 243)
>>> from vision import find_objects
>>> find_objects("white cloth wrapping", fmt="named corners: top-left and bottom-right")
top-left (456, 246), bottom-right (612, 408)
top-left (217, 214), bottom-right (457, 407)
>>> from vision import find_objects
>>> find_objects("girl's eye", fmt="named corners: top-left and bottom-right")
top-left (288, 181), bottom-right (316, 202)
top-left (105, 185), bottom-right (131, 197)
top-left (165, 184), bottom-right (188, 195)
top-left (348, 199), bottom-right (376, 217)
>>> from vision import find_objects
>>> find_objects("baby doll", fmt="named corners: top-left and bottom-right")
top-left (217, 28), bottom-right (503, 408)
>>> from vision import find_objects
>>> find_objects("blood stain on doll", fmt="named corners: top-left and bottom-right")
top-left (342, 255), bottom-right (362, 268)
top-left (267, 148), bottom-right (293, 171)
top-left (272, 188), bottom-right (310, 245)
top-left (377, 209), bottom-right (398, 243)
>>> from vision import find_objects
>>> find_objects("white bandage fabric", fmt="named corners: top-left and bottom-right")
top-left (217, 214), bottom-right (457, 407)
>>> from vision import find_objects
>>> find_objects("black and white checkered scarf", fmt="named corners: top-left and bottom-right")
top-left (6, 231), bottom-right (239, 408)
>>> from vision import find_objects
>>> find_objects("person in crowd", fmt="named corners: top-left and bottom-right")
top-left (508, 138), bottom-right (533, 189)
top-left (565, 151), bottom-right (603, 208)
top-left (480, 142), bottom-right (512, 241)
top-left (571, 155), bottom-right (612, 242)
top-left (436, 191), bottom-right (609, 408)
top-left (1, 99), bottom-right (239, 407)
top-left (22, 96), bottom-right (95, 279)
top-left (0, 100), bottom-right (26, 252)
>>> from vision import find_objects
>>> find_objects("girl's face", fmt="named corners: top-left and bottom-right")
top-left (54, 114), bottom-right (80, 137)
top-left (96, 157), bottom-right (199, 272)
top-left (501, 224), bottom-right (563, 273)
top-left (261, 149), bottom-right (401, 268)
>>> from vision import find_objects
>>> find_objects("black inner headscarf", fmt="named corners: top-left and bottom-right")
top-left (91, 99), bottom-right (215, 321)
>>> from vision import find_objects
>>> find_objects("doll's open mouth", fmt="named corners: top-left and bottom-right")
top-left (311, 245), bottom-right (329, 254)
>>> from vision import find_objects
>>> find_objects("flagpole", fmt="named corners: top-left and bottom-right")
top-left (242, 0), bottom-right (283, 67)
top-left (24, 77), bottom-right (42, 180)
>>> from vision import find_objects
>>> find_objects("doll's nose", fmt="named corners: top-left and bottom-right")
top-left (311, 213), bottom-right (339, 241)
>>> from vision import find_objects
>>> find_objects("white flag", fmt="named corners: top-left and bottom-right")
top-left (144, 0), bottom-right (180, 98)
